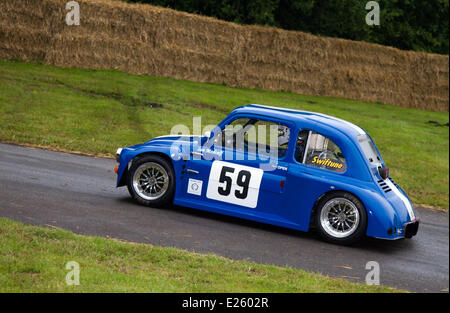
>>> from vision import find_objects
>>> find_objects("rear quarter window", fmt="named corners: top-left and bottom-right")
top-left (303, 131), bottom-right (347, 173)
top-left (358, 134), bottom-right (381, 166)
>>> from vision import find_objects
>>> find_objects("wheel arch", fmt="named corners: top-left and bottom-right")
top-left (132, 151), bottom-right (174, 167)
top-left (117, 150), bottom-right (175, 187)
top-left (311, 189), bottom-right (369, 244)
top-left (310, 186), bottom-right (404, 240)
top-left (309, 189), bottom-right (367, 227)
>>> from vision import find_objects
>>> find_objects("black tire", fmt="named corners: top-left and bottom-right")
top-left (127, 155), bottom-right (175, 207)
top-left (315, 191), bottom-right (367, 245)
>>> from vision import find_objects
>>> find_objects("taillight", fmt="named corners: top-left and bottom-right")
top-left (378, 167), bottom-right (389, 180)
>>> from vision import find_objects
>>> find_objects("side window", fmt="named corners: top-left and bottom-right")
top-left (214, 118), bottom-right (250, 148)
top-left (216, 118), bottom-right (290, 158)
top-left (303, 131), bottom-right (347, 172)
top-left (244, 120), bottom-right (290, 157)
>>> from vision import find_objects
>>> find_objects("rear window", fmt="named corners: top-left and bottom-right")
top-left (358, 134), bottom-right (381, 165)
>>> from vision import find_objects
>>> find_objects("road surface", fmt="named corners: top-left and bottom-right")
top-left (0, 143), bottom-right (448, 292)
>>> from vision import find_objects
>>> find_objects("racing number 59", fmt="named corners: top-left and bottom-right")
top-left (206, 161), bottom-right (263, 208)
top-left (218, 166), bottom-right (251, 199)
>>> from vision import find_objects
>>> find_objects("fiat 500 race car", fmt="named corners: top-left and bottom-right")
top-left (115, 104), bottom-right (419, 244)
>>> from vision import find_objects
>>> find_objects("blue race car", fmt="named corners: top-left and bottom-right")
top-left (115, 104), bottom-right (419, 245)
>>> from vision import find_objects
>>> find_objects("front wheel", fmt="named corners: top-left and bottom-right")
top-left (315, 192), bottom-right (367, 245)
top-left (127, 155), bottom-right (175, 207)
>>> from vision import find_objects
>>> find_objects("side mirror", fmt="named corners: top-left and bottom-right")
top-left (203, 131), bottom-right (211, 138)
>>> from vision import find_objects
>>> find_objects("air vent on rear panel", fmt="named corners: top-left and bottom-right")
top-left (377, 179), bottom-right (392, 193)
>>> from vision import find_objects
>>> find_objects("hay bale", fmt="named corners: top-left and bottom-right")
top-left (0, 0), bottom-right (448, 111)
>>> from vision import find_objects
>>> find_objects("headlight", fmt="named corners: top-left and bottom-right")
top-left (116, 148), bottom-right (123, 162)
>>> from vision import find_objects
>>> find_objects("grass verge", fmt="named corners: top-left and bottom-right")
top-left (0, 59), bottom-right (448, 209)
top-left (0, 217), bottom-right (399, 292)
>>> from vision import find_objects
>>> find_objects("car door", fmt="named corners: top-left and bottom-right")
top-left (179, 116), bottom-right (295, 225)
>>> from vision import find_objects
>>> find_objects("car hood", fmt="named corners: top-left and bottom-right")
top-left (143, 135), bottom-right (204, 146)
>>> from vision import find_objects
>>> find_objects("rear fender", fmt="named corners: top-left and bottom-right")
top-left (306, 183), bottom-right (401, 239)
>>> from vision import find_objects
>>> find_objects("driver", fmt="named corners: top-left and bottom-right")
top-left (295, 130), bottom-right (308, 162)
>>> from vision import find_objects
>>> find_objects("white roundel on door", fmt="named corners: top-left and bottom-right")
top-left (206, 161), bottom-right (263, 208)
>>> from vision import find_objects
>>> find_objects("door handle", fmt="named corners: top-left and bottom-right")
top-left (190, 151), bottom-right (203, 156)
top-left (186, 169), bottom-right (199, 174)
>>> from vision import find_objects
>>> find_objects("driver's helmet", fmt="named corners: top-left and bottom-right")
top-left (297, 131), bottom-right (308, 147)
top-left (278, 125), bottom-right (290, 146)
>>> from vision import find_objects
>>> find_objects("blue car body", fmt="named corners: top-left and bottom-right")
top-left (116, 104), bottom-right (419, 240)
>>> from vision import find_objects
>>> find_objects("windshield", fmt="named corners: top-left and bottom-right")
top-left (358, 134), bottom-right (382, 166)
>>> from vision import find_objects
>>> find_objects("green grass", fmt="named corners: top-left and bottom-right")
top-left (0, 59), bottom-right (448, 208)
top-left (0, 217), bottom-right (399, 292)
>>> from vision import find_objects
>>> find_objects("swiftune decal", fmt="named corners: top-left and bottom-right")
top-left (311, 156), bottom-right (344, 169)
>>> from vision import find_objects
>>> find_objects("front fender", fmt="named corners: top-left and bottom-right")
top-left (116, 145), bottom-right (176, 187)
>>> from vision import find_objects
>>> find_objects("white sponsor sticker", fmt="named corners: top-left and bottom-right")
top-left (206, 161), bottom-right (263, 208)
top-left (187, 178), bottom-right (203, 196)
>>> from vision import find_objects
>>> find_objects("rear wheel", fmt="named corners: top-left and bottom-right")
top-left (315, 192), bottom-right (367, 245)
top-left (127, 155), bottom-right (175, 207)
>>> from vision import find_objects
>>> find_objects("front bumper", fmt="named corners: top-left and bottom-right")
top-left (403, 220), bottom-right (419, 238)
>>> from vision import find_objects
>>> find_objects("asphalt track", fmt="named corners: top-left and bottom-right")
top-left (0, 142), bottom-right (448, 292)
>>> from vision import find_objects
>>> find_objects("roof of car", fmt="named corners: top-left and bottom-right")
top-left (233, 104), bottom-right (367, 139)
